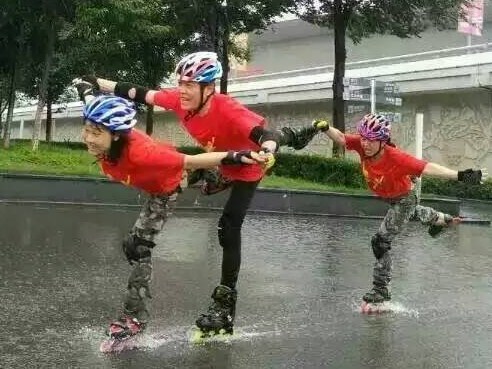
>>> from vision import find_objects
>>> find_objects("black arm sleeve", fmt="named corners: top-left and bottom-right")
top-left (114, 82), bottom-right (150, 104)
top-left (249, 126), bottom-right (281, 149)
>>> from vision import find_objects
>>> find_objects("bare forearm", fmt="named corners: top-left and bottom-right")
top-left (261, 140), bottom-right (277, 153)
top-left (325, 127), bottom-right (346, 146)
top-left (422, 162), bottom-right (458, 180)
top-left (94, 77), bottom-right (117, 93)
top-left (184, 153), bottom-right (227, 170)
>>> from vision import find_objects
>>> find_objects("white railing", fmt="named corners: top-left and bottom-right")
top-left (229, 42), bottom-right (492, 83)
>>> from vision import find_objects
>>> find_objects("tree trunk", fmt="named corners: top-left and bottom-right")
top-left (45, 98), bottom-right (53, 142)
top-left (332, 0), bottom-right (347, 158)
top-left (32, 22), bottom-right (56, 151)
top-left (3, 62), bottom-right (18, 148)
top-left (146, 104), bottom-right (154, 136)
top-left (0, 82), bottom-right (6, 137)
top-left (219, 3), bottom-right (230, 94)
top-left (0, 100), bottom-right (5, 138)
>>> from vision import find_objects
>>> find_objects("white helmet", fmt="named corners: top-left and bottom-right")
top-left (175, 52), bottom-right (223, 83)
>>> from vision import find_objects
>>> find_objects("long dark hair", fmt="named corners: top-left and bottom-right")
top-left (386, 138), bottom-right (396, 148)
top-left (106, 133), bottom-right (128, 163)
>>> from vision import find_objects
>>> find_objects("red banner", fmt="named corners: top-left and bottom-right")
top-left (458, 0), bottom-right (484, 36)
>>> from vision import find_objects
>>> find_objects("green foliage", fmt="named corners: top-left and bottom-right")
top-left (297, 0), bottom-right (466, 43)
top-left (1, 140), bottom-right (492, 200)
top-left (295, 0), bottom-right (468, 152)
top-left (421, 177), bottom-right (492, 201)
top-left (271, 153), bottom-right (366, 188)
top-left (0, 139), bottom-right (101, 177)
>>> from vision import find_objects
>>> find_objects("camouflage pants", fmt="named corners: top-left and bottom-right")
top-left (122, 193), bottom-right (177, 322)
top-left (371, 188), bottom-right (448, 291)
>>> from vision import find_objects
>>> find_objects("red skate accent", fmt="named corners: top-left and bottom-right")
top-left (360, 301), bottom-right (388, 314)
top-left (100, 336), bottom-right (140, 353)
top-left (100, 316), bottom-right (145, 353)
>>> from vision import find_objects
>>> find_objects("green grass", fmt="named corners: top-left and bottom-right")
top-left (260, 175), bottom-right (370, 195)
top-left (0, 140), bottom-right (368, 194)
top-left (0, 141), bottom-right (103, 177)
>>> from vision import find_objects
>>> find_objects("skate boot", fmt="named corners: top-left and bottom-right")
top-left (107, 315), bottom-right (145, 340)
top-left (194, 285), bottom-right (237, 339)
top-left (428, 212), bottom-right (461, 238)
top-left (280, 126), bottom-right (318, 150)
top-left (362, 286), bottom-right (391, 304)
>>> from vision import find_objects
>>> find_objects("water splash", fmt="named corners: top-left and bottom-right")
top-left (79, 323), bottom-right (283, 353)
top-left (352, 300), bottom-right (420, 318)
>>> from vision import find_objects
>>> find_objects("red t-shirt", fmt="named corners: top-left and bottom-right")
top-left (100, 129), bottom-right (185, 195)
top-left (154, 88), bottom-right (264, 182)
top-left (345, 134), bottom-right (427, 198)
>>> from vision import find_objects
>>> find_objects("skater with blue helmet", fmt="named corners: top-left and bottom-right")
top-left (75, 82), bottom-right (267, 341)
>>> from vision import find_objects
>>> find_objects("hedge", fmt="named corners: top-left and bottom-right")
top-left (8, 140), bottom-right (491, 200)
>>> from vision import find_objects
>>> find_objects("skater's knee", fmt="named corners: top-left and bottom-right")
top-left (371, 234), bottom-right (391, 259)
top-left (122, 234), bottom-right (155, 265)
top-left (218, 216), bottom-right (241, 248)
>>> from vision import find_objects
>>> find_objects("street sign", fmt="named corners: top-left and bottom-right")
top-left (343, 77), bottom-right (371, 87)
top-left (343, 91), bottom-right (371, 102)
top-left (379, 111), bottom-right (402, 123)
top-left (377, 95), bottom-right (402, 106)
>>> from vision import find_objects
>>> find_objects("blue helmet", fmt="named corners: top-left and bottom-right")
top-left (175, 51), bottom-right (223, 83)
top-left (83, 95), bottom-right (137, 132)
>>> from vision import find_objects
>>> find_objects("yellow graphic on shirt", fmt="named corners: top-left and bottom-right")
top-left (203, 137), bottom-right (216, 153)
top-left (121, 174), bottom-right (131, 186)
top-left (362, 162), bottom-right (385, 190)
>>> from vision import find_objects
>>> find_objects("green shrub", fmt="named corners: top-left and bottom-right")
top-left (3, 140), bottom-right (492, 200)
top-left (271, 153), bottom-right (366, 189)
top-left (421, 177), bottom-right (492, 201)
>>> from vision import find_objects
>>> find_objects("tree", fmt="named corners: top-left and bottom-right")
top-left (296, 0), bottom-right (468, 157)
top-left (183, 0), bottom-right (296, 93)
top-left (0, 0), bottom-right (34, 148)
top-left (28, 0), bottom-right (76, 151)
top-left (73, 0), bottom-right (193, 135)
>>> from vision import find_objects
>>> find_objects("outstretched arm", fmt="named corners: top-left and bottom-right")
top-left (423, 162), bottom-right (486, 184)
top-left (184, 151), bottom-right (265, 171)
top-left (312, 120), bottom-right (346, 146)
top-left (421, 162), bottom-right (458, 180)
top-left (79, 75), bottom-right (160, 106)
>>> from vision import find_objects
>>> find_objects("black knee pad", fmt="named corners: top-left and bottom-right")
top-left (122, 234), bottom-right (155, 264)
top-left (371, 234), bottom-right (391, 259)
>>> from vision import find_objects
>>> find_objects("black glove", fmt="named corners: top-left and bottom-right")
top-left (221, 150), bottom-right (254, 165)
top-left (457, 169), bottom-right (482, 185)
top-left (81, 75), bottom-right (100, 89)
top-left (72, 78), bottom-right (95, 102)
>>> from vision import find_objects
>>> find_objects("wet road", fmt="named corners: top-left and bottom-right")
top-left (1, 202), bottom-right (492, 369)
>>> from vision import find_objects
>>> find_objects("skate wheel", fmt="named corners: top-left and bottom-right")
top-left (189, 326), bottom-right (233, 344)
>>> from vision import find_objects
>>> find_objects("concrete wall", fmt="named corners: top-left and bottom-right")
top-left (246, 19), bottom-right (492, 74)
top-left (0, 173), bottom-right (461, 217)
top-left (15, 88), bottom-right (492, 173)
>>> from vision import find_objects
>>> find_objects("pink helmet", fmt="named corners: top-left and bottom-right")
top-left (357, 114), bottom-right (391, 141)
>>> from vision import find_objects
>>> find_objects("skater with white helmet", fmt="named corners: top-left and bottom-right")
top-left (73, 84), bottom-right (267, 342)
top-left (76, 51), bottom-right (319, 339)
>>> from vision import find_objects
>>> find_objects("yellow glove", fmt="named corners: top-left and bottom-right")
top-left (259, 148), bottom-right (276, 171)
top-left (312, 119), bottom-right (330, 132)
